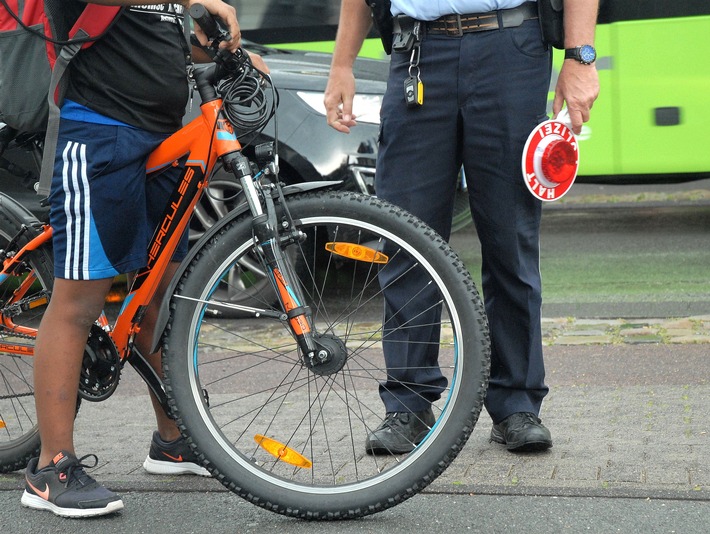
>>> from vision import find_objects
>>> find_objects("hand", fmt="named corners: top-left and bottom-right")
top-left (247, 52), bottom-right (269, 74)
top-left (324, 66), bottom-right (358, 134)
top-left (189, 0), bottom-right (241, 52)
top-left (552, 60), bottom-right (600, 135)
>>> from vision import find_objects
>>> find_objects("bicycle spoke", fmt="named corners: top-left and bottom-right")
top-left (163, 192), bottom-right (489, 518)
top-left (0, 218), bottom-right (54, 472)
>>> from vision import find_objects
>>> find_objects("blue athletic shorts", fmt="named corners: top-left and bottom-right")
top-left (48, 111), bottom-right (189, 281)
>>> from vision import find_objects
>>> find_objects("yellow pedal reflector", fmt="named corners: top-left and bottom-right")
top-left (28, 296), bottom-right (49, 309)
top-left (254, 434), bottom-right (312, 468)
top-left (325, 242), bottom-right (388, 264)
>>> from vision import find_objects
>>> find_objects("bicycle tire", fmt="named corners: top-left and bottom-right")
top-left (163, 191), bottom-right (490, 519)
top-left (0, 210), bottom-right (53, 473)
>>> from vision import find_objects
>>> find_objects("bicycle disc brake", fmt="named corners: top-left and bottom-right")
top-left (79, 323), bottom-right (121, 402)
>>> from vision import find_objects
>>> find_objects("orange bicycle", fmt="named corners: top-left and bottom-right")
top-left (0, 5), bottom-right (490, 519)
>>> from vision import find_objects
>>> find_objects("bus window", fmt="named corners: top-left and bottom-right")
top-left (227, 0), bottom-right (385, 57)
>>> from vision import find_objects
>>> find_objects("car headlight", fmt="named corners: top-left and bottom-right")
top-left (296, 91), bottom-right (382, 125)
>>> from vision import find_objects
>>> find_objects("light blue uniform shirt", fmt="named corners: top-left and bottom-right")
top-left (390, 0), bottom-right (535, 20)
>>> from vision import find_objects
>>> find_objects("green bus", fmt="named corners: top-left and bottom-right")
top-left (234, 0), bottom-right (710, 184)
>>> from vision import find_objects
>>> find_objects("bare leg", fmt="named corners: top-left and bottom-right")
top-left (34, 278), bottom-right (114, 469)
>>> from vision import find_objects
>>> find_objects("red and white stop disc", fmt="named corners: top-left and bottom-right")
top-left (521, 109), bottom-right (579, 201)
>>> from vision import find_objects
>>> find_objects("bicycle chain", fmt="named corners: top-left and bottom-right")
top-left (0, 325), bottom-right (35, 340)
top-left (0, 391), bottom-right (33, 400)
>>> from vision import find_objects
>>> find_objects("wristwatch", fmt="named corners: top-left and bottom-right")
top-left (564, 45), bottom-right (597, 65)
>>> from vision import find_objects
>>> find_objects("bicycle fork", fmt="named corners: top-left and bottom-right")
top-left (224, 151), bottom-right (342, 372)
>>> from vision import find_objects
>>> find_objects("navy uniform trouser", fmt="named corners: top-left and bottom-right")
top-left (375, 19), bottom-right (552, 424)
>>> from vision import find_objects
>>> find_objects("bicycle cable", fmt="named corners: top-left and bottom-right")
top-left (216, 56), bottom-right (279, 148)
top-left (203, 51), bottom-right (281, 205)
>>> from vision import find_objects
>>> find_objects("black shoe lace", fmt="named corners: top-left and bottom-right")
top-left (519, 412), bottom-right (540, 426)
top-left (504, 412), bottom-right (541, 429)
top-left (61, 454), bottom-right (99, 488)
top-left (380, 412), bottom-right (408, 430)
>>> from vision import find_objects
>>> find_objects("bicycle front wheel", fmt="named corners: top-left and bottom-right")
top-left (0, 211), bottom-right (53, 473)
top-left (163, 191), bottom-right (490, 518)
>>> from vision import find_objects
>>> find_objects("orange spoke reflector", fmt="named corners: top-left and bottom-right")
top-left (0, 420), bottom-right (5, 429)
top-left (254, 434), bottom-right (312, 468)
top-left (325, 242), bottom-right (388, 264)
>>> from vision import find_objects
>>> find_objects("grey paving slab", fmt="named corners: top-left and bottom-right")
top-left (1, 344), bottom-right (706, 504)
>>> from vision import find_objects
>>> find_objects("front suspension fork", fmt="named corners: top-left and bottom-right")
top-left (226, 151), bottom-right (327, 367)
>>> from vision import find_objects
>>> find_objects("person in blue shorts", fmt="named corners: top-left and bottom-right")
top-left (20, 0), bottom-right (255, 518)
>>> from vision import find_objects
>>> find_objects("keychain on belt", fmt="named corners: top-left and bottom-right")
top-left (404, 44), bottom-right (424, 108)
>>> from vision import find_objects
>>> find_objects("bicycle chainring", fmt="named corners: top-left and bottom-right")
top-left (79, 323), bottom-right (122, 402)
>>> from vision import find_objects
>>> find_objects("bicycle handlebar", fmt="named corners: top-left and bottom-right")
top-left (188, 4), bottom-right (274, 137)
top-left (189, 4), bottom-right (229, 50)
top-left (189, 4), bottom-right (248, 75)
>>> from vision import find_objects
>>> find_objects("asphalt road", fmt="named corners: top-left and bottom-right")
top-left (1, 492), bottom-right (708, 533)
top-left (5, 171), bottom-right (709, 319)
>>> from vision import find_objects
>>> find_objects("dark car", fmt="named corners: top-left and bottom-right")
top-left (0, 40), bottom-right (383, 228)
top-left (1, 41), bottom-right (472, 311)
top-left (0, 41), bottom-right (385, 311)
top-left (187, 41), bottom-right (386, 242)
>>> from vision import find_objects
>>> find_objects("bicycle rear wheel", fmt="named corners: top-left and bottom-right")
top-left (163, 191), bottom-right (490, 518)
top-left (0, 211), bottom-right (53, 473)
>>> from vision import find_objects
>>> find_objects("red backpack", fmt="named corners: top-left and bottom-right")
top-left (0, 0), bottom-right (122, 133)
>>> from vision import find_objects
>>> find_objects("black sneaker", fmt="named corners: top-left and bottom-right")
top-left (490, 412), bottom-right (553, 452)
top-left (21, 451), bottom-right (124, 518)
top-left (143, 431), bottom-right (210, 476)
top-left (365, 408), bottom-right (435, 455)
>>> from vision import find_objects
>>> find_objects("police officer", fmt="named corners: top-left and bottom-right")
top-left (325, 0), bottom-right (599, 453)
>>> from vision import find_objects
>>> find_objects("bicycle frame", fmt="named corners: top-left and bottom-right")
top-left (113, 98), bottom-right (239, 357)
top-left (0, 96), bottom-right (223, 389)
top-left (0, 59), bottom-right (319, 412)
top-left (1, 18), bottom-right (492, 511)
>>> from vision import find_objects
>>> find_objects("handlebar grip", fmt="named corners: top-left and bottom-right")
top-left (189, 3), bottom-right (221, 41)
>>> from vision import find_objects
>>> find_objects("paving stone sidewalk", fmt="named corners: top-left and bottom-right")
top-left (543, 315), bottom-right (710, 345)
top-left (1, 318), bottom-right (707, 506)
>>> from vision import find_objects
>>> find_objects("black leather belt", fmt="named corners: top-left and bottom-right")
top-left (426, 2), bottom-right (538, 36)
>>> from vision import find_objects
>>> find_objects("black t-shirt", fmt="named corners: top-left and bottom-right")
top-left (64, 3), bottom-right (190, 133)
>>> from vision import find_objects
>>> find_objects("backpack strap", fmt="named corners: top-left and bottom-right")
top-left (36, 5), bottom-right (122, 197)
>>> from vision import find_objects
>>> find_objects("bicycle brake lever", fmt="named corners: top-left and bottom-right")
top-left (189, 32), bottom-right (247, 81)
top-left (189, 32), bottom-right (224, 63)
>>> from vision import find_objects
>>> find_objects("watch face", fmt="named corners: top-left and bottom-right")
top-left (579, 45), bottom-right (596, 64)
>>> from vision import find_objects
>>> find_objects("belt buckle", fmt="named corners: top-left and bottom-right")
top-left (444, 14), bottom-right (463, 37)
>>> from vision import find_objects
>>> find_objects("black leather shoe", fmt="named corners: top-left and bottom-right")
top-left (365, 409), bottom-right (435, 455)
top-left (490, 412), bottom-right (552, 452)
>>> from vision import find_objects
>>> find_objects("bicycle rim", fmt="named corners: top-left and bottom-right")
top-left (0, 216), bottom-right (52, 473)
top-left (164, 191), bottom-right (490, 518)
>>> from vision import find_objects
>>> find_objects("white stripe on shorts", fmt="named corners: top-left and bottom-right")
top-left (61, 141), bottom-right (91, 279)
